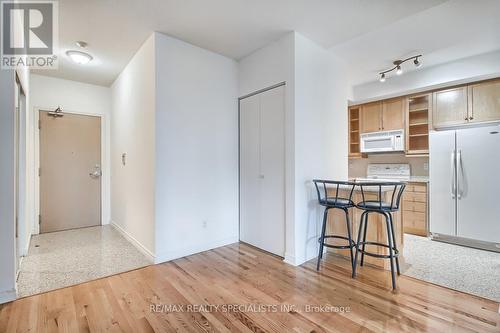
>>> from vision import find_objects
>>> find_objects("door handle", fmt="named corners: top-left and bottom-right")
top-left (457, 150), bottom-right (464, 199)
top-left (451, 151), bottom-right (456, 199)
top-left (89, 165), bottom-right (102, 179)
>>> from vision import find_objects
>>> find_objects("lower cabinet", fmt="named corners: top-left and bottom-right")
top-left (402, 183), bottom-right (428, 236)
top-left (326, 190), bottom-right (403, 271)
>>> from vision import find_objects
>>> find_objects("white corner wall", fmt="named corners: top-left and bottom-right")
top-left (110, 35), bottom-right (156, 259)
top-left (30, 75), bottom-right (112, 236)
top-left (154, 32), bottom-right (239, 262)
top-left (293, 33), bottom-right (349, 264)
top-left (352, 50), bottom-right (500, 103)
top-left (238, 32), bottom-right (349, 266)
top-left (238, 32), bottom-right (297, 264)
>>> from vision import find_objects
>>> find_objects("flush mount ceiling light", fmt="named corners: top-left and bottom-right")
top-left (75, 41), bottom-right (88, 48)
top-left (379, 55), bottom-right (422, 82)
top-left (66, 50), bottom-right (93, 65)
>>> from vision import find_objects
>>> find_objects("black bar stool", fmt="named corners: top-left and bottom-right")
top-left (313, 180), bottom-right (357, 271)
top-left (352, 182), bottom-right (406, 290)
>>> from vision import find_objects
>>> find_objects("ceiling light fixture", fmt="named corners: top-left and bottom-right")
top-left (75, 41), bottom-right (88, 48)
top-left (379, 55), bottom-right (422, 82)
top-left (66, 50), bottom-right (93, 65)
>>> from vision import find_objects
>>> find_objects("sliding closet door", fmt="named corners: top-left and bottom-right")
top-left (239, 85), bottom-right (285, 256)
top-left (240, 94), bottom-right (261, 251)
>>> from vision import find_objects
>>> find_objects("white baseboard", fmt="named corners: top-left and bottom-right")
top-left (283, 254), bottom-right (298, 266)
top-left (0, 289), bottom-right (16, 304)
top-left (21, 233), bottom-right (32, 257)
top-left (110, 221), bottom-right (155, 263)
top-left (154, 236), bottom-right (239, 264)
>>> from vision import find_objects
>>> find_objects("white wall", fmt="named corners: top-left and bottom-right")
top-left (0, 69), bottom-right (17, 303)
top-left (352, 50), bottom-right (500, 103)
top-left (154, 32), bottom-right (239, 262)
top-left (110, 35), bottom-right (156, 258)
top-left (293, 33), bottom-right (349, 264)
top-left (30, 75), bottom-right (112, 237)
top-left (238, 32), bottom-right (349, 266)
top-left (238, 32), bottom-right (297, 264)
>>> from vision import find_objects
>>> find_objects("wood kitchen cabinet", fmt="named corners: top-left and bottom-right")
top-left (402, 182), bottom-right (428, 237)
top-left (360, 98), bottom-right (404, 134)
top-left (432, 86), bottom-right (468, 128)
top-left (360, 102), bottom-right (382, 133)
top-left (467, 79), bottom-right (500, 123)
top-left (382, 98), bottom-right (405, 131)
top-left (406, 93), bottom-right (431, 155)
top-left (326, 189), bottom-right (403, 271)
top-left (348, 106), bottom-right (362, 158)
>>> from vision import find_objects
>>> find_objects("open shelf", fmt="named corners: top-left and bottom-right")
top-left (349, 107), bottom-right (361, 157)
top-left (406, 94), bottom-right (430, 155)
top-left (409, 107), bottom-right (428, 113)
top-left (409, 122), bottom-right (428, 127)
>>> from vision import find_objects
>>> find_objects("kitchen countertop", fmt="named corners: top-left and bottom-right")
top-left (348, 176), bottom-right (429, 183)
top-left (407, 176), bottom-right (429, 183)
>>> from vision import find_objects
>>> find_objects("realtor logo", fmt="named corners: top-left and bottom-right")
top-left (1, 0), bottom-right (58, 69)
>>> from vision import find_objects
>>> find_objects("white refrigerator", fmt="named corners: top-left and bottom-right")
top-left (429, 124), bottom-right (500, 251)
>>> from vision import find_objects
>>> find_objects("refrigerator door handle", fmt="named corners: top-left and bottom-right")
top-left (457, 149), bottom-right (464, 199)
top-left (451, 150), bottom-right (456, 199)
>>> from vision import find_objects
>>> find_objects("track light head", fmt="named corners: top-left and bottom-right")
top-left (396, 65), bottom-right (403, 75)
top-left (414, 57), bottom-right (421, 68)
top-left (379, 73), bottom-right (386, 82)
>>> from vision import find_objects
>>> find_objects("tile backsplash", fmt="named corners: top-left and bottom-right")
top-left (349, 153), bottom-right (429, 178)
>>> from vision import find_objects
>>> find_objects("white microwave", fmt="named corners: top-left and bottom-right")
top-left (360, 129), bottom-right (405, 153)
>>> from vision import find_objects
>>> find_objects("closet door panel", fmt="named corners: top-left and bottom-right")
top-left (259, 86), bottom-right (285, 256)
top-left (239, 95), bottom-right (261, 247)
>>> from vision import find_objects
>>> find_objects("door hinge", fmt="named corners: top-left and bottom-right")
top-left (38, 167), bottom-right (41, 177)
top-left (38, 214), bottom-right (41, 224)
top-left (38, 120), bottom-right (41, 130)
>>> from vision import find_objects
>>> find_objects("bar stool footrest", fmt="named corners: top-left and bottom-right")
top-left (319, 235), bottom-right (356, 249)
top-left (357, 241), bottom-right (399, 259)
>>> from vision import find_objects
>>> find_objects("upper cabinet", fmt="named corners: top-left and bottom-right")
top-left (432, 86), bottom-right (468, 128)
top-left (360, 98), bottom-right (404, 134)
top-left (406, 94), bottom-right (431, 155)
top-left (432, 79), bottom-right (500, 128)
top-left (348, 106), bottom-right (361, 158)
top-left (348, 78), bottom-right (500, 158)
top-left (360, 102), bottom-right (382, 133)
top-left (382, 98), bottom-right (405, 131)
top-left (468, 80), bottom-right (500, 123)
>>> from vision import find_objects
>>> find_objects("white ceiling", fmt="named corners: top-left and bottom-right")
top-left (331, 0), bottom-right (500, 86)
top-left (33, 0), bottom-right (448, 86)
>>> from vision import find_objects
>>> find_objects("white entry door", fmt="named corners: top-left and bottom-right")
top-left (239, 85), bottom-right (285, 256)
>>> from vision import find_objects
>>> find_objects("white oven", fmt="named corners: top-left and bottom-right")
top-left (360, 129), bottom-right (404, 153)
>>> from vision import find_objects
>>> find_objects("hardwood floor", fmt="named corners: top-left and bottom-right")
top-left (1, 243), bottom-right (499, 332)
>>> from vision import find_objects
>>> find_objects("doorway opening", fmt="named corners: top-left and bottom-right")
top-left (16, 106), bottom-right (151, 298)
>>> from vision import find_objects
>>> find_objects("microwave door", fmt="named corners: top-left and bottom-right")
top-left (362, 136), bottom-right (394, 152)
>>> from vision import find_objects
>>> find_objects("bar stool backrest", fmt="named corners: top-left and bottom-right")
top-left (356, 182), bottom-right (406, 210)
top-left (312, 180), bottom-right (356, 206)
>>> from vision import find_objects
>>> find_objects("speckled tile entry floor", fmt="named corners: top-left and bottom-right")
top-left (17, 225), bottom-right (152, 298)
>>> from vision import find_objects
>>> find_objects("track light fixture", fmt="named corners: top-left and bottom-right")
top-left (379, 55), bottom-right (422, 82)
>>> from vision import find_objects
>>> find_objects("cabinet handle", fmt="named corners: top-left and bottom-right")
top-left (469, 116), bottom-right (473, 120)
top-left (464, 117), bottom-right (468, 121)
